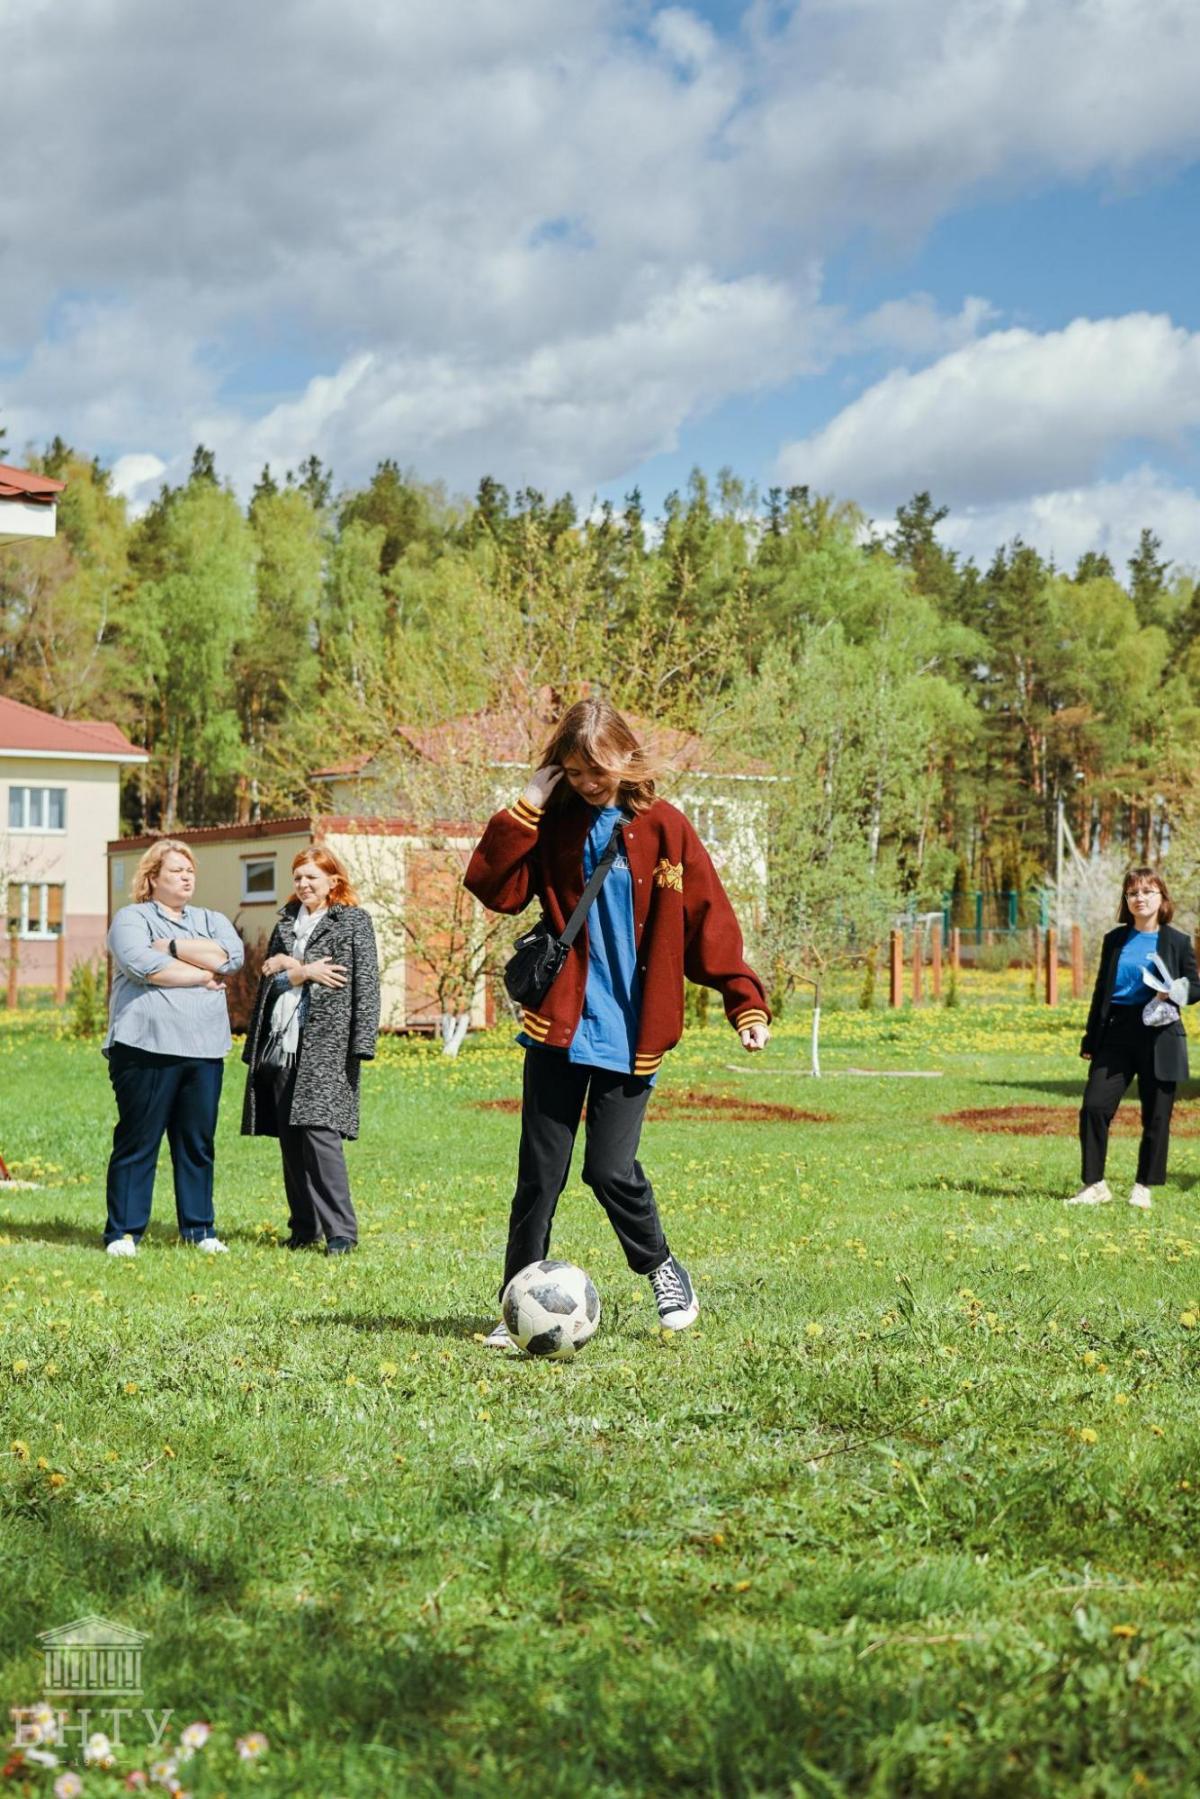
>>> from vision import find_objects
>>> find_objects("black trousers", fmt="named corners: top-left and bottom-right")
top-left (267, 1066), bottom-right (358, 1245)
top-left (105, 1044), bottom-right (223, 1243)
top-left (1080, 1006), bottom-right (1176, 1186)
top-left (502, 1050), bottom-right (669, 1295)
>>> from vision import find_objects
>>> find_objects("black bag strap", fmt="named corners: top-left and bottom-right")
top-left (558, 824), bottom-right (624, 949)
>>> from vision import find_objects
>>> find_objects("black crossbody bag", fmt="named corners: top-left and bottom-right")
top-left (503, 825), bottom-right (624, 1008)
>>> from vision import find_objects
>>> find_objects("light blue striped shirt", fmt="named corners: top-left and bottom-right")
top-left (104, 901), bottom-right (244, 1058)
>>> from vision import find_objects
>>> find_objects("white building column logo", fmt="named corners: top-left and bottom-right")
top-left (37, 1616), bottom-right (147, 1695)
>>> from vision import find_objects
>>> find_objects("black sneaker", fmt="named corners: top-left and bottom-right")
top-left (326, 1238), bottom-right (356, 1256)
top-left (286, 1235), bottom-right (321, 1251)
top-left (648, 1255), bottom-right (700, 1330)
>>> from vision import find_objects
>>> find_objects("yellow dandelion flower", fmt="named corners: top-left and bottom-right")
top-left (1114, 1393), bottom-right (1130, 1406)
top-left (345, 1373), bottom-right (360, 1387)
top-left (1079, 1427), bottom-right (1099, 1444)
top-left (1179, 1311), bottom-right (1197, 1329)
top-left (12, 1358), bottom-right (28, 1374)
top-left (48, 1472), bottom-right (67, 1488)
top-left (123, 1381), bottom-right (139, 1395)
top-left (1082, 1350), bottom-right (1098, 1366)
top-left (1112, 1624), bottom-right (1139, 1638)
top-left (11, 1438), bottom-right (29, 1460)
top-left (379, 1361), bottom-right (399, 1379)
top-left (805, 1322), bottom-right (824, 1339)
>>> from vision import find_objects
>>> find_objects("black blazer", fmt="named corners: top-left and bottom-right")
top-left (1082, 922), bottom-right (1200, 1081)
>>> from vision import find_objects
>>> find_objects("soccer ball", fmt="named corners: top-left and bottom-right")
top-left (501, 1259), bottom-right (601, 1359)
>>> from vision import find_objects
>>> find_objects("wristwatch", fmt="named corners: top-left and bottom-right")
top-left (168, 939), bottom-right (179, 959)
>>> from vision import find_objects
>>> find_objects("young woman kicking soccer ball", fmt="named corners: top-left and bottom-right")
top-left (465, 697), bottom-right (770, 1342)
top-left (1069, 866), bottom-right (1200, 1212)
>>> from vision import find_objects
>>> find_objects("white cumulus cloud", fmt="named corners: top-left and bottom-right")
top-left (779, 313), bottom-right (1200, 512)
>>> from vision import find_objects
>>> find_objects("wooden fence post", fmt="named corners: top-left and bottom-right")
top-left (1045, 928), bottom-right (1058, 1006)
top-left (912, 926), bottom-right (923, 1006)
top-left (889, 929), bottom-right (903, 1008)
top-left (1071, 924), bottom-right (1085, 1000)
top-left (950, 927), bottom-right (961, 971)
top-left (55, 934), bottom-right (67, 1007)
top-left (5, 933), bottom-right (17, 1010)
top-left (930, 922), bottom-right (943, 1001)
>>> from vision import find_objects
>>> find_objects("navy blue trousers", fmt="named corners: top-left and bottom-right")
top-left (105, 1044), bottom-right (224, 1244)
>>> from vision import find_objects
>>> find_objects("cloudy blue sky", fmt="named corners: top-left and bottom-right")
top-left (3, 0), bottom-right (1199, 570)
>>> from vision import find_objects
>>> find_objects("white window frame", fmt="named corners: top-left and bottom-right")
top-left (8, 881), bottom-right (65, 940)
top-left (8, 785), bottom-right (67, 833)
top-left (241, 856), bottom-right (277, 904)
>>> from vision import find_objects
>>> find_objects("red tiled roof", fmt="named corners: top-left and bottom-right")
top-left (311, 699), bottom-right (765, 781)
top-left (0, 693), bottom-right (147, 760)
top-left (0, 463), bottom-right (66, 504)
top-left (107, 817), bottom-right (312, 853)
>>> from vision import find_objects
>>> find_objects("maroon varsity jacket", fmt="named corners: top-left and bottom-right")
top-left (464, 791), bottom-right (771, 1076)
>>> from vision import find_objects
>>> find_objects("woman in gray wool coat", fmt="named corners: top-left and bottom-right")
top-left (242, 846), bottom-right (381, 1253)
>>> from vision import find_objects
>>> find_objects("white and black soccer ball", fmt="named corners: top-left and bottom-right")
top-left (501, 1259), bottom-right (601, 1359)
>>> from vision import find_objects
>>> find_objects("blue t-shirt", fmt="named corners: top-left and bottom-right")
top-left (1112, 928), bottom-right (1160, 1004)
top-left (567, 807), bottom-right (642, 1075)
top-left (517, 806), bottom-right (645, 1077)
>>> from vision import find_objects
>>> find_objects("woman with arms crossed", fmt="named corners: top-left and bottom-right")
top-left (103, 839), bottom-right (244, 1255)
top-left (1069, 866), bottom-right (1200, 1211)
top-left (241, 847), bottom-right (380, 1254)
top-left (466, 697), bottom-right (770, 1344)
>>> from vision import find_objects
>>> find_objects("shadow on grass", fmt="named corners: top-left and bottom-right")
top-left (297, 1311), bottom-right (496, 1339)
top-left (992, 1077), bottom-right (1200, 1102)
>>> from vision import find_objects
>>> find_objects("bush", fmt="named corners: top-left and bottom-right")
top-left (66, 956), bottom-right (107, 1039)
top-left (683, 980), bottom-right (710, 1030)
top-left (223, 931), bottom-right (267, 1034)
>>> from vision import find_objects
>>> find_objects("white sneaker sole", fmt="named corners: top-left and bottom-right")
top-left (105, 1242), bottom-right (137, 1257)
top-left (658, 1299), bottom-right (700, 1331)
top-left (1129, 1196), bottom-right (1153, 1210)
top-left (1064, 1193), bottom-right (1112, 1206)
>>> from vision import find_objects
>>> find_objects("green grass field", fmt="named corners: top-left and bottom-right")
top-left (2, 989), bottom-right (1199, 1797)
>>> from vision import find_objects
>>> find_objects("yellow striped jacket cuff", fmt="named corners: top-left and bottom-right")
top-left (734, 1008), bottom-right (770, 1030)
top-left (507, 797), bottom-right (544, 832)
top-left (521, 1008), bottom-right (553, 1041)
top-left (633, 1051), bottom-right (664, 1076)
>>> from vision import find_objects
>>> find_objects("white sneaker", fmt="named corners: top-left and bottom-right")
top-left (1129, 1184), bottom-right (1153, 1210)
top-left (193, 1236), bottom-right (229, 1254)
top-left (648, 1255), bottom-right (700, 1330)
top-left (483, 1320), bottom-right (514, 1350)
top-left (1064, 1180), bottom-right (1112, 1206)
top-left (106, 1235), bottom-right (137, 1257)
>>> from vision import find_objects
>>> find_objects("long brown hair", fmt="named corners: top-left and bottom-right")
top-left (540, 698), bottom-right (657, 816)
top-left (1117, 866), bottom-right (1174, 926)
top-left (290, 845), bottom-right (359, 908)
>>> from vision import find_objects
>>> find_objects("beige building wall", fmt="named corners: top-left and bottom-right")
top-left (4, 753), bottom-right (127, 982)
top-left (108, 827), bottom-right (314, 948)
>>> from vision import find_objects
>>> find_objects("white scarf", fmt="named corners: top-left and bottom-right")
top-left (268, 905), bottom-right (326, 1056)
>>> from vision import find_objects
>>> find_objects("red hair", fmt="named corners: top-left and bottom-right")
top-left (290, 845), bottom-right (359, 908)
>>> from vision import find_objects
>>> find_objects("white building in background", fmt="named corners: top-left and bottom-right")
top-left (1, 696), bottom-right (148, 986)
top-left (0, 462), bottom-right (64, 543)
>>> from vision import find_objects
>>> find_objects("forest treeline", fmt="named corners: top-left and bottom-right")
top-left (2, 436), bottom-right (1198, 969)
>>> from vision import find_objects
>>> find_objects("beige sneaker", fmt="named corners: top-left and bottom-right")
top-left (105, 1235), bottom-right (137, 1257)
top-left (1065, 1180), bottom-right (1113, 1206)
top-left (1129, 1184), bottom-right (1153, 1210)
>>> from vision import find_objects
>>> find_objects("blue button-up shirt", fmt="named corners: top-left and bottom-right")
top-left (104, 901), bottom-right (244, 1058)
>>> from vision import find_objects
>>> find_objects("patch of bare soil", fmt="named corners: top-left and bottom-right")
top-left (941, 1104), bottom-right (1200, 1137)
top-left (477, 1090), bottom-right (833, 1124)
